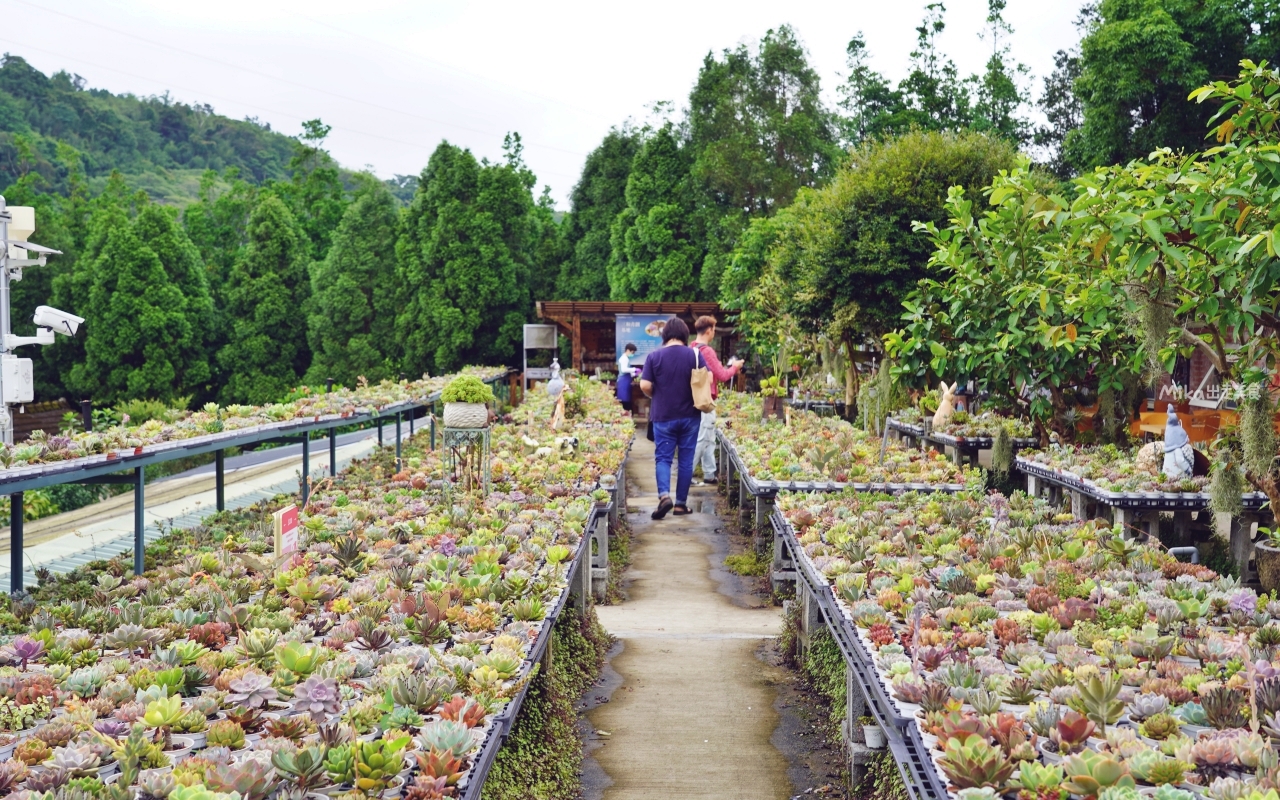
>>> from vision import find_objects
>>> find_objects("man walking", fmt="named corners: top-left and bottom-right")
top-left (688, 315), bottom-right (741, 486)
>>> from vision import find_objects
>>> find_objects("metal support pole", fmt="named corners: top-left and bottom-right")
top-left (377, 420), bottom-right (383, 446)
top-left (10, 492), bottom-right (22, 594)
top-left (133, 467), bottom-right (144, 576)
top-left (329, 428), bottom-right (336, 477)
top-left (409, 407), bottom-right (415, 436)
top-left (81, 400), bottom-right (93, 432)
top-left (215, 449), bottom-right (225, 511)
top-left (301, 435), bottom-right (310, 505)
top-left (430, 414), bottom-right (436, 450)
top-left (395, 412), bottom-right (402, 466)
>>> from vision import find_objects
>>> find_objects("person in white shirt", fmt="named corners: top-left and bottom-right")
top-left (616, 342), bottom-right (638, 412)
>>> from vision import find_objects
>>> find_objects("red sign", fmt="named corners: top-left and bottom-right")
top-left (274, 505), bottom-right (299, 558)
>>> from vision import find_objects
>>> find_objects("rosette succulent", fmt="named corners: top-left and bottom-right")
top-left (292, 676), bottom-right (340, 722)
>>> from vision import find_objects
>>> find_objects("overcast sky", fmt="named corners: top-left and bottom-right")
top-left (4, 0), bottom-right (1085, 208)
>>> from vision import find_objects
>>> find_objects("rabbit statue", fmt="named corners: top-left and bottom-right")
top-left (932, 381), bottom-right (957, 427)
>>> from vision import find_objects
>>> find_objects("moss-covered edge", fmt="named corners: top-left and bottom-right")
top-left (781, 602), bottom-right (907, 800)
top-left (480, 603), bottom-right (611, 800)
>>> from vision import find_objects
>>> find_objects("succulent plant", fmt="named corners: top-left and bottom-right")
top-left (1191, 737), bottom-right (1237, 780)
top-left (439, 696), bottom-right (486, 728)
top-left (1151, 786), bottom-right (1196, 800)
top-left (920, 681), bottom-right (956, 714)
top-left (324, 743), bottom-right (355, 785)
top-left (293, 676), bottom-right (341, 722)
top-left (937, 733), bottom-right (1014, 790)
top-left (206, 720), bottom-right (246, 751)
top-left (966, 687), bottom-right (1004, 716)
top-left (1127, 692), bottom-right (1170, 721)
top-left (1201, 686), bottom-right (1247, 730)
top-left (0, 760), bottom-right (29, 794)
top-left (137, 770), bottom-right (177, 800)
top-left (418, 719), bottom-right (475, 757)
top-left (1138, 713), bottom-right (1180, 741)
top-left (226, 672), bottom-right (278, 710)
top-left (276, 642), bottom-right (323, 677)
top-left (1075, 671), bottom-right (1124, 735)
top-left (1052, 710), bottom-right (1096, 754)
top-left (15, 736), bottom-right (51, 765)
top-left (352, 736), bottom-right (411, 795)
top-left (264, 714), bottom-right (314, 743)
top-left (6, 635), bottom-right (45, 669)
top-left (205, 758), bottom-right (278, 800)
top-left (414, 748), bottom-right (465, 787)
top-left (25, 765), bottom-right (71, 793)
top-left (1061, 750), bottom-right (1135, 797)
top-left (50, 745), bottom-right (101, 778)
top-left (144, 695), bottom-right (185, 728)
top-left (272, 743), bottom-right (330, 791)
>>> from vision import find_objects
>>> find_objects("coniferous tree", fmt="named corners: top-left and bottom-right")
top-left (216, 194), bottom-right (311, 403)
top-left (131, 203), bottom-right (216, 402)
top-left (607, 124), bottom-right (702, 302)
top-left (396, 137), bottom-right (535, 374)
top-left (556, 127), bottom-right (642, 300)
top-left (281, 119), bottom-right (346, 262)
top-left (306, 176), bottom-right (399, 386)
top-left (67, 220), bottom-right (198, 404)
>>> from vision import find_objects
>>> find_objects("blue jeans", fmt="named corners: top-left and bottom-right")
top-left (653, 416), bottom-right (700, 505)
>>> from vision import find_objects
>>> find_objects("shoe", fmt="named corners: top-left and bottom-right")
top-left (704, 476), bottom-right (718, 485)
top-left (691, 479), bottom-right (705, 487)
top-left (651, 497), bottom-right (674, 520)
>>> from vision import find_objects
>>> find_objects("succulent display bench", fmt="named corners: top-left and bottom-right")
top-left (1015, 455), bottom-right (1268, 579)
top-left (0, 369), bottom-right (511, 593)
top-left (771, 509), bottom-right (950, 800)
top-left (887, 416), bottom-right (927, 450)
top-left (924, 430), bottom-right (1040, 468)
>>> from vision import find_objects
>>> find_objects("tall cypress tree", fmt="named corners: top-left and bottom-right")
top-left (396, 138), bottom-right (534, 374)
top-left (66, 222), bottom-right (196, 404)
top-left (607, 124), bottom-right (702, 302)
top-left (132, 203), bottom-right (216, 402)
top-left (306, 176), bottom-right (399, 386)
top-left (216, 194), bottom-right (311, 403)
top-left (555, 127), bottom-right (641, 300)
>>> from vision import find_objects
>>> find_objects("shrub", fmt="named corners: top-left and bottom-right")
top-left (442, 376), bottom-right (495, 405)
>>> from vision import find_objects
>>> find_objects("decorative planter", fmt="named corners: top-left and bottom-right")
top-left (761, 396), bottom-right (785, 421)
top-left (1257, 541), bottom-right (1280, 593)
top-left (862, 723), bottom-right (886, 750)
top-left (442, 402), bottom-right (488, 429)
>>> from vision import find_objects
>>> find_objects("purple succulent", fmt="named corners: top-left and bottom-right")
top-left (226, 673), bottom-right (278, 709)
top-left (1255, 660), bottom-right (1280, 680)
top-left (292, 676), bottom-right (340, 722)
top-left (1229, 589), bottom-right (1258, 615)
top-left (46, 436), bottom-right (73, 452)
top-left (6, 636), bottom-right (45, 670)
top-left (92, 719), bottom-right (129, 738)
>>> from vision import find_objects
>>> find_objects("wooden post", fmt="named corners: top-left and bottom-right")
top-left (571, 312), bottom-right (583, 371)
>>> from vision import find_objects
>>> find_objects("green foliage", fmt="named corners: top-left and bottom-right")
top-left (67, 194), bottom-right (212, 404)
top-left (556, 127), bottom-right (642, 301)
top-left (805, 628), bottom-right (847, 729)
top-left (277, 119), bottom-right (345, 262)
top-left (441, 375), bottom-right (496, 405)
top-left (305, 176), bottom-right (399, 386)
top-left (0, 55), bottom-right (295, 199)
top-left (480, 606), bottom-right (609, 800)
top-left (216, 194), bottom-right (311, 403)
top-left (395, 136), bottom-right (540, 374)
top-left (885, 163), bottom-right (1140, 429)
top-left (1066, 0), bottom-right (1280, 173)
top-left (607, 124), bottom-right (701, 301)
top-left (724, 551), bottom-right (769, 577)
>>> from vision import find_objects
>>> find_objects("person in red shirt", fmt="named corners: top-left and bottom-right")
top-left (688, 315), bottom-right (741, 485)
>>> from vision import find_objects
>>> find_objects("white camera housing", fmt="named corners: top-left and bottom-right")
top-left (33, 305), bottom-right (83, 336)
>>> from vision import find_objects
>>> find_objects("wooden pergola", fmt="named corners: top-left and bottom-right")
top-left (535, 301), bottom-right (735, 375)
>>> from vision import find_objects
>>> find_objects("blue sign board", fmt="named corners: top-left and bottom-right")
top-left (615, 314), bottom-right (670, 367)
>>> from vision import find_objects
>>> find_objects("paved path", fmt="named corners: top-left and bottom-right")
top-left (591, 438), bottom-right (787, 799)
top-left (0, 430), bottom-right (390, 591)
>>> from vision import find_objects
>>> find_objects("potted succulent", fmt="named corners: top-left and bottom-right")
top-left (441, 376), bottom-right (495, 429)
top-left (860, 716), bottom-right (886, 749)
top-left (759, 376), bottom-right (787, 421)
top-left (1256, 528), bottom-right (1280, 593)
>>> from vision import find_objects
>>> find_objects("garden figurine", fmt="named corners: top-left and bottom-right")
top-left (932, 381), bottom-right (957, 427)
top-left (1162, 405), bottom-right (1195, 479)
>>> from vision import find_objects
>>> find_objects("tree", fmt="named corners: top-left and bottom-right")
top-left (1034, 48), bottom-right (1085, 180)
top-left (884, 166), bottom-right (1141, 442)
top-left (182, 168), bottom-right (257, 303)
top-left (607, 124), bottom-right (703, 301)
top-left (279, 119), bottom-right (346, 262)
top-left (968, 0), bottom-right (1031, 144)
top-left (305, 175), bottom-right (400, 386)
top-left (898, 3), bottom-right (973, 131)
top-left (66, 215), bottom-right (201, 405)
top-left (836, 34), bottom-right (911, 145)
top-left (555, 127), bottom-right (642, 300)
top-left (396, 137), bottom-right (536, 374)
top-left (216, 194), bottom-right (311, 403)
top-left (131, 203), bottom-right (216, 401)
top-left (1066, 0), bottom-right (1273, 171)
top-left (686, 25), bottom-right (840, 295)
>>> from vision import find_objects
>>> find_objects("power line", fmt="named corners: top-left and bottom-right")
top-left (0, 37), bottom-right (583, 184)
top-left (7, 0), bottom-right (590, 160)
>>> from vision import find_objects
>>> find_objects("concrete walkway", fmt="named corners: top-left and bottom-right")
top-left (591, 438), bottom-right (787, 799)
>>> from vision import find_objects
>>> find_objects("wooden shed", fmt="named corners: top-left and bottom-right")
top-left (535, 301), bottom-right (737, 375)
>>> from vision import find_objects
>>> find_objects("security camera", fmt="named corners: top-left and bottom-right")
top-left (33, 306), bottom-right (84, 336)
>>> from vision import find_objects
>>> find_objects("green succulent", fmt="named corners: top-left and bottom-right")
top-left (352, 737), bottom-right (410, 795)
top-left (1061, 750), bottom-right (1135, 797)
top-left (276, 642), bottom-right (323, 677)
top-left (324, 744), bottom-right (355, 785)
top-left (1012, 761), bottom-right (1063, 792)
top-left (143, 696), bottom-right (185, 728)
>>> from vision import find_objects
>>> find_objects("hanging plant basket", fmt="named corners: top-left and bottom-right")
top-left (443, 402), bottom-right (489, 429)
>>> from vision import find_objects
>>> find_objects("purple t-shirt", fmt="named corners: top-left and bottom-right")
top-left (641, 344), bottom-right (700, 423)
